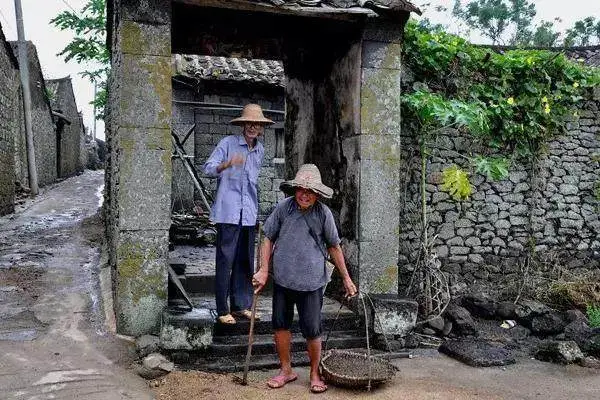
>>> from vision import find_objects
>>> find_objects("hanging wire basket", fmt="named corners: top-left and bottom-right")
top-left (319, 292), bottom-right (397, 390)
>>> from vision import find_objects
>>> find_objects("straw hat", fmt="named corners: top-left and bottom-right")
top-left (280, 164), bottom-right (334, 199)
top-left (230, 104), bottom-right (274, 125)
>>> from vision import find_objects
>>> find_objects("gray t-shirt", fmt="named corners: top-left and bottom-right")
top-left (263, 197), bottom-right (341, 291)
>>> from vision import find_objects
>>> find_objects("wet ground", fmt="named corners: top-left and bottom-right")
top-left (0, 171), bottom-right (151, 400)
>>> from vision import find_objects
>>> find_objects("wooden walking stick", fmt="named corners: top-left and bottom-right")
top-left (241, 222), bottom-right (263, 385)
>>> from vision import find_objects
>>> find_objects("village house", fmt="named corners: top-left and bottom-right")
top-left (105, 0), bottom-right (421, 336)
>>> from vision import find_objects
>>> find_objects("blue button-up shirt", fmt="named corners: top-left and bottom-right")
top-left (203, 135), bottom-right (264, 226)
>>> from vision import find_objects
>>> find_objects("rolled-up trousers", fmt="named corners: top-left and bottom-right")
top-left (215, 222), bottom-right (255, 316)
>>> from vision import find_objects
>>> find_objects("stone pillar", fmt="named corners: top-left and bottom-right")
top-left (355, 22), bottom-right (403, 294)
top-left (110, 0), bottom-right (172, 335)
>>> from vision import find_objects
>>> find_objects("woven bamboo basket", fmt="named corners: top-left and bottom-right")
top-left (319, 293), bottom-right (397, 390)
top-left (320, 349), bottom-right (396, 389)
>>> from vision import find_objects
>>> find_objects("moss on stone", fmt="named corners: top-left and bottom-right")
top-left (371, 265), bottom-right (399, 293)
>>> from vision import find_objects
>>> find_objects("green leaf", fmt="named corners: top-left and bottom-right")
top-left (473, 156), bottom-right (510, 180)
top-left (441, 165), bottom-right (473, 200)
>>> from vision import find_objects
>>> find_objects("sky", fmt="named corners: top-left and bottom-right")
top-left (412, 0), bottom-right (600, 43)
top-left (0, 0), bottom-right (105, 140)
top-left (0, 1), bottom-right (598, 144)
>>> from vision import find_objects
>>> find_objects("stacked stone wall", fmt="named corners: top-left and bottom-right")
top-left (172, 80), bottom-right (285, 217)
top-left (399, 91), bottom-right (600, 297)
top-left (0, 35), bottom-right (18, 215)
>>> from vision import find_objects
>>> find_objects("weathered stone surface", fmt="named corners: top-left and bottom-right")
top-left (361, 67), bottom-right (401, 135)
top-left (462, 293), bottom-right (497, 319)
top-left (427, 315), bottom-right (445, 332)
top-left (115, 230), bottom-right (169, 336)
top-left (361, 41), bottom-right (402, 69)
top-left (119, 20), bottom-right (171, 56)
top-left (535, 340), bottom-right (584, 364)
top-left (369, 294), bottom-right (418, 336)
top-left (439, 339), bottom-right (516, 367)
top-left (160, 308), bottom-right (214, 350)
top-left (116, 53), bottom-right (172, 129)
top-left (444, 305), bottom-right (477, 336)
top-left (530, 311), bottom-right (569, 336)
top-left (136, 334), bottom-right (161, 357)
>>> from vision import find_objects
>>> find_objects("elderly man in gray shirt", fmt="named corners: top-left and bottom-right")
top-left (253, 164), bottom-right (357, 394)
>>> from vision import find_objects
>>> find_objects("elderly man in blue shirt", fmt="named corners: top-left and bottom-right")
top-left (203, 104), bottom-right (273, 325)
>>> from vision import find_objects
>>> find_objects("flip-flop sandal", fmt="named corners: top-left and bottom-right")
top-left (310, 380), bottom-right (328, 394)
top-left (266, 373), bottom-right (298, 388)
top-left (232, 309), bottom-right (261, 321)
top-left (217, 314), bottom-right (236, 324)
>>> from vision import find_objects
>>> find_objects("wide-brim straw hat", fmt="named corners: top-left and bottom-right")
top-left (230, 104), bottom-right (274, 125)
top-left (280, 164), bottom-right (334, 199)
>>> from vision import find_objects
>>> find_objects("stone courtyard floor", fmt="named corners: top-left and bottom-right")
top-left (0, 170), bottom-right (598, 400)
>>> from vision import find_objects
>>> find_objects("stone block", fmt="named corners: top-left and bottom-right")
top-left (358, 240), bottom-right (398, 294)
top-left (360, 134), bottom-right (400, 161)
top-left (359, 159), bottom-right (400, 241)
top-left (160, 308), bottom-right (214, 350)
top-left (361, 41), bottom-right (402, 69)
top-left (115, 229), bottom-right (169, 336)
top-left (119, 20), bottom-right (170, 56)
top-left (119, 147), bottom-right (171, 230)
top-left (368, 294), bottom-right (418, 336)
top-left (116, 53), bottom-right (172, 129)
top-left (360, 67), bottom-right (401, 135)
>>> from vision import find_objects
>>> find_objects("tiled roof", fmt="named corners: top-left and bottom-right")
top-left (173, 54), bottom-right (285, 86)
top-left (256, 0), bottom-right (421, 15)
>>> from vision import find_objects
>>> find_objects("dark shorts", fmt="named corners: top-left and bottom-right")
top-left (272, 283), bottom-right (324, 339)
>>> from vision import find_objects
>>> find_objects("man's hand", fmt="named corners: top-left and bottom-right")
top-left (343, 276), bottom-right (357, 298)
top-left (229, 153), bottom-right (244, 167)
top-left (252, 269), bottom-right (269, 294)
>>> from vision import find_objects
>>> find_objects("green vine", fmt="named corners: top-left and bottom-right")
top-left (402, 20), bottom-right (600, 198)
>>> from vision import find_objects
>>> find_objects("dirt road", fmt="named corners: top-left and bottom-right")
top-left (0, 171), bottom-right (152, 400)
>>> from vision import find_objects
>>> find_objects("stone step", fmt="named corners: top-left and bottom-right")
top-left (180, 351), bottom-right (311, 373)
top-left (212, 312), bottom-right (362, 337)
top-left (206, 331), bottom-right (366, 357)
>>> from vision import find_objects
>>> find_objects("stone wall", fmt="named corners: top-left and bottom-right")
top-left (0, 30), bottom-right (18, 216)
top-left (172, 80), bottom-right (285, 217)
top-left (10, 41), bottom-right (57, 188)
top-left (47, 77), bottom-right (85, 178)
top-left (399, 90), bottom-right (600, 297)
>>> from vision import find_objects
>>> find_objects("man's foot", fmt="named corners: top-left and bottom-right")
top-left (266, 373), bottom-right (298, 388)
top-left (232, 309), bottom-right (261, 321)
top-left (310, 379), bottom-right (327, 394)
top-left (217, 314), bottom-right (236, 324)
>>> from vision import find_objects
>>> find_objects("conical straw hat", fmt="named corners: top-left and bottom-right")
top-left (230, 104), bottom-right (274, 125)
top-left (280, 164), bottom-right (333, 199)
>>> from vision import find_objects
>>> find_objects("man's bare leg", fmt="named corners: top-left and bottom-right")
top-left (275, 329), bottom-right (293, 374)
top-left (267, 329), bottom-right (297, 388)
top-left (307, 337), bottom-right (327, 392)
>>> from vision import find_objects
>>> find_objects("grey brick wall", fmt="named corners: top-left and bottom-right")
top-left (10, 42), bottom-right (57, 188)
top-left (0, 34), bottom-right (18, 216)
top-left (172, 80), bottom-right (286, 218)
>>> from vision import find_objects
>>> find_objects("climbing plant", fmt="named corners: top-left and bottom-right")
top-left (400, 20), bottom-right (600, 318)
top-left (402, 20), bottom-right (600, 198)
